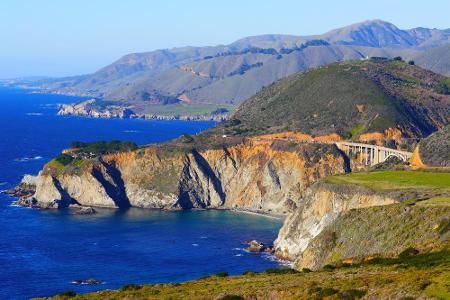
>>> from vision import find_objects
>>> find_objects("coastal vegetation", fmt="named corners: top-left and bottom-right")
top-left (45, 249), bottom-right (449, 299)
top-left (324, 170), bottom-right (450, 191)
top-left (69, 140), bottom-right (138, 155)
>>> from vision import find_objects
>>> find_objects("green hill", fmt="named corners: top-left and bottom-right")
top-left (418, 124), bottom-right (450, 167)
top-left (212, 59), bottom-right (450, 139)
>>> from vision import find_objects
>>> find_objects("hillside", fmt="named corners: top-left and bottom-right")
top-left (417, 124), bottom-right (450, 167)
top-left (15, 20), bottom-right (450, 117)
top-left (207, 59), bottom-right (450, 140)
top-left (415, 43), bottom-right (450, 76)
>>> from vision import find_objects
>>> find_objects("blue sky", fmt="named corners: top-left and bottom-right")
top-left (1, 0), bottom-right (449, 78)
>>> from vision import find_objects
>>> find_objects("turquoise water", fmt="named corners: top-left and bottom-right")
top-left (0, 87), bottom-right (283, 299)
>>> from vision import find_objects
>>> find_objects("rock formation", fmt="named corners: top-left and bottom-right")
top-left (15, 139), bottom-right (349, 215)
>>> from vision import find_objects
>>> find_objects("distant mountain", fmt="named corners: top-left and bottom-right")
top-left (18, 20), bottom-right (450, 116)
top-left (414, 43), bottom-right (450, 76)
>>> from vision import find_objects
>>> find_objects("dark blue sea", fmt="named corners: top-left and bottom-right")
top-left (0, 87), bottom-right (283, 299)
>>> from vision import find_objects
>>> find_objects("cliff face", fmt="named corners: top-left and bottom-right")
top-left (274, 183), bottom-right (397, 260)
top-left (274, 181), bottom-right (450, 270)
top-left (20, 140), bottom-right (348, 214)
top-left (57, 99), bottom-right (228, 121)
top-left (296, 202), bottom-right (450, 270)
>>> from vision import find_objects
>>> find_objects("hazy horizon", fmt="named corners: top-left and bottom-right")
top-left (1, 0), bottom-right (450, 78)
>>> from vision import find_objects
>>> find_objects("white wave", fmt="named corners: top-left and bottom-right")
top-left (14, 156), bottom-right (43, 162)
top-left (235, 254), bottom-right (243, 257)
top-left (192, 243), bottom-right (199, 246)
top-left (26, 112), bottom-right (43, 116)
top-left (261, 252), bottom-right (293, 267)
top-left (200, 236), bottom-right (208, 239)
top-left (123, 130), bottom-right (139, 133)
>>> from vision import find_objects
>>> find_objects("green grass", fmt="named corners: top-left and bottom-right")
top-left (416, 197), bottom-right (450, 207)
top-left (140, 104), bottom-right (235, 116)
top-left (350, 123), bottom-right (364, 138)
top-left (325, 170), bottom-right (450, 191)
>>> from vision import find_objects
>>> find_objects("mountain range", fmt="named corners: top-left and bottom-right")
top-left (11, 20), bottom-right (450, 117)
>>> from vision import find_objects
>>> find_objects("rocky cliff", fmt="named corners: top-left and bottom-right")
top-left (274, 181), bottom-right (450, 270)
top-left (57, 99), bottom-right (229, 121)
top-left (17, 139), bottom-right (349, 215)
top-left (274, 183), bottom-right (397, 260)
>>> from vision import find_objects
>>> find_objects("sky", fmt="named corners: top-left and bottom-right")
top-left (1, 0), bottom-right (449, 78)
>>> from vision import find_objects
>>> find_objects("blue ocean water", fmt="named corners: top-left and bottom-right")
top-left (0, 87), bottom-right (283, 299)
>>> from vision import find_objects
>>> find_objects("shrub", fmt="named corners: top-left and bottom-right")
top-left (408, 60), bottom-right (415, 65)
top-left (399, 247), bottom-right (419, 259)
top-left (55, 154), bottom-right (74, 166)
top-left (214, 272), bottom-right (229, 277)
top-left (342, 289), bottom-right (367, 299)
top-left (323, 264), bottom-right (336, 271)
top-left (57, 291), bottom-right (76, 298)
top-left (242, 270), bottom-right (257, 276)
top-left (302, 268), bottom-right (312, 273)
top-left (120, 284), bottom-right (142, 291)
top-left (309, 286), bottom-right (338, 297)
top-left (70, 140), bottom-right (138, 155)
top-left (393, 56), bottom-right (403, 61)
top-left (227, 118), bottom-right (241, 127)
top-left (218, 295), bottom-right (244, 300)
top-left (181, 134), bottom-right (194, 143)
top-left (436, 218), bottom-right (450, 235)
top-left (433, 82), bottom-right (450, 95)
top-left (265, 268), bottom-right (298, 274)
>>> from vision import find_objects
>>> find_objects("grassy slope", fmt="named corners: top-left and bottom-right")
top-left (299, 201), bottom-right (450, 270)
top-left (419, 124), bottom-right (450, 167)
top-left (207, 60), bottom-right (450, 138)
top-left (43, 250), bottom-right (449, 300)
top-left (324, 170), bottom-right (450, 191)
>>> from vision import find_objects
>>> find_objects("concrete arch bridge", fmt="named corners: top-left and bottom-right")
top-left (335, 141), bottom-right (413, 166)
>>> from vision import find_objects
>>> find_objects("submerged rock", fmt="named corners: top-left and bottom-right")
top-left (5, 175), bottom-right (36, 198)
top-left (73, 206), bottom-right (97, 215)
top-left (71, 278), bottom-right (103, 285)
top-left (245, 240), bottom-right (274, 254)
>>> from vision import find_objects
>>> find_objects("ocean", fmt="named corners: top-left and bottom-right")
top-left (0, 87), bottom-right (283, 299)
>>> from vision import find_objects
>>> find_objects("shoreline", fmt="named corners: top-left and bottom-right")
top-left (0, 85), bottom-right (230, 122)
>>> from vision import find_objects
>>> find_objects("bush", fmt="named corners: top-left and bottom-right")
top-left (218, 295), bottom-right (244, 300)
top-left (57, 291), bottom-right (76, 298)
top-left (309, 286), bottom-right (338, 297)
top-left (433, 82), bottom-right (450, 95)
top-left (181, 134), bottom-right (194, 143)
top-left (393, 56), bottom-right (403, 61)
top-left (265, 268), bottom-right (298, 274)
top-left (55, 154), bottom-right (74, 166)
top-left (242, 270), bottom-right (257, 276)
top-left (302, 268), bottom-right (312, 273)
top-left (214, 272), bottom-right (229, 277)
top-left (342, 289), bottom-right (367, 299)
top-left (408, 60), bottom-right (415, 65)
top-left (399, 247), bottom-right (419, 259)
top-left (323, 264), bottom-right (336, 271)
top-left (120, 284), bottom-right (142, 291)
top-left (70, 140), bottom-right (138, 155)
